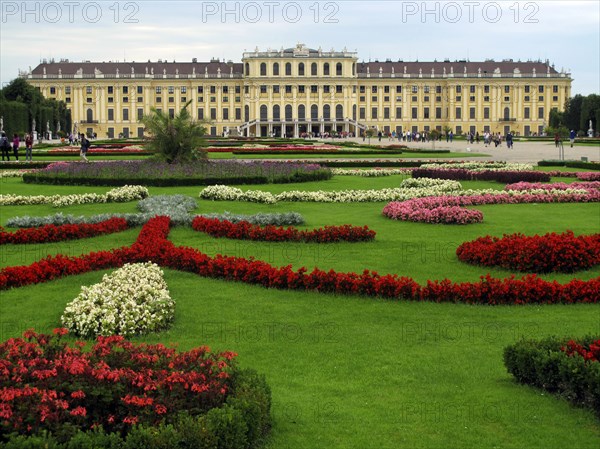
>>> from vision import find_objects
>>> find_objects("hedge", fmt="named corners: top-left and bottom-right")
top-left (538, 160), bottom-right (600, 170)
top-left (21, 171), bottom-right (332, 187)
top-left (503, 337), bottom-right (600, 417)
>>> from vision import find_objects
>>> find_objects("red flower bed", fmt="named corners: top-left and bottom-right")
top-left (1, 217), bottom-right (598, 305)
top-left (0, 218), bottom-right (129, 245)
top-left (561, 339), bottom-right (600, 362)
top-left (0, 329), bottom-right (236, 436)
top-left (456, 231), bottom-right (600, 273)
top-left (192, 217), bottom-right (376, 243)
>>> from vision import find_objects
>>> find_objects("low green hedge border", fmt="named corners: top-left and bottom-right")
top-left (537, 160), bottom-right (600, 170)
top-left (22, 170), bottom-right (332, 187)
top-left (503, 337), bottom-right (600, 417)
top-left (0, 369), bottom-right (271, 449)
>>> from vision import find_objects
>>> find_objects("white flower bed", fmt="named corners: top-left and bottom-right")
top-left (331, 168), bottom-right (413, 177)
top-left (0, 170), bottom-right (39, 178)
top-left (0, 185), bottom-right (148, 207)
top-left (61, 262), bottom-right (174, 338)
top-left (200, 179), bottom-right (463, 203)
top-left (419, 162), bottom-right (534, 171)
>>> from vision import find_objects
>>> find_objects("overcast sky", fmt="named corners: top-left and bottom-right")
top-left (1, 0), bottom-right (598, 95)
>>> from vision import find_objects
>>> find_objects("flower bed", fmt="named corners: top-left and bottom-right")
top-left (200, 178), bottom-right (463, 204)
top-left (0, 217), bottom-right (128, 244)
top-left (0, 169), bottom-right (39, 178)
top-left (47, 146), bottom-right (150, 155)
top-left (192, 217), bottom-right (375, 243)
top-left (0, 185), bottom-right (149, 207)
top-left (562, 339), bottom-right (600, 362)
top-left (22, 160), bottom-right (332, 186)
top-left (0, 329), bottom-right (271, 447)
top-left (420, 162), bottom-right (535, 171)
top-left (413, 168), bottom-right (551, 183)
top-left (383, 189), bottom-right (600, 224)
top-left (505, 181), bottom-right (600, 192)
top-left (331, 168), bottom-right (414, 176)
top-left (61, 262), bottom-right (175, 337)
top-left (456, 231), bottom-right (600, 273)
top-left (1, 216), bottom-right (598, 305)
top-left (577, 172), bottom-right (600, 181)
top-left (504, 337), bottom-right (600, 417)
top-left (205, 145), bottom-right (339, 153)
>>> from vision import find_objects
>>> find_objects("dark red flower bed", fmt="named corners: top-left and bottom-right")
top-left (192, 217), bottom-right (376, 243)
top-left (0, 329), bottom-right (236, 436)
top-left (413, 168), bottom-right (551, 183)
top-left (456, 231), bottom-right (600, 273)
top-left (1, 217), bottom-right (598, 305)
top-left (0, 218), bottom-right (129, 245)
top-left (562, 339), bottom-right (600, 362)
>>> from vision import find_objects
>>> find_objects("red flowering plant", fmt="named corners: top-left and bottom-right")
top-left (192, 217), bottom-right (376, 243)
top-left (0, 328), bottom-right (236, 438)
top-left (1, 217), bottom-right (598, 305)
top-left (456, 231), bottom-right (600, 273)
top-left (561, 339), bottom-right (600, 362)
top-left (0, 218), bottom-right (129, 245)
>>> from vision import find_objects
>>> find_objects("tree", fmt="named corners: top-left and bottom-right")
top-left (141, 101), bottom-right (207, 164)
top-left (364, 127), bottom-right (376, 144)
top-left (563, 94), bottom-right (583, 132)
top-left (548, 107), bottom-right (564, 128)
top-left (580, 94), bottom-right (600, 135)
top-left (0, 78), bottom-right (71, 137)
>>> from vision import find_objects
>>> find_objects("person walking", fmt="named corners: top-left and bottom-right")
top-left (12, 134), bottom-right (20, 161)
top-left (80, 133), bottom-right (90, 162)
top-left (25, 133), bottom-right (33, 162)
top-left (0, 132), bottom-right (10, 161)
top-left (569, 129), bottom-right (576, 147)
top-left (506, 131), bottom-right (514, 149)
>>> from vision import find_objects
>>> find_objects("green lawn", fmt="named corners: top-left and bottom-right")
top-left (0, 173), bottom-right (599, 449)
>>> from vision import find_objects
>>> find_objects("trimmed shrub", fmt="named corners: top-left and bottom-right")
top-left (504, 337), bottom-right (600, 417)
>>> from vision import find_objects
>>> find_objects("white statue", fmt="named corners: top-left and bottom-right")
top-left (46, 121), bottom-right (50, 133)
top-left (0, 116), bottom-right (3, 132)
top-left (56, 121), bottom-right (61, 133)
top-left (32, 119), bottom-right (36, 132)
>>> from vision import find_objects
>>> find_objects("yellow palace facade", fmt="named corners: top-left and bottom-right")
top-left (24, 44), bottom-right (572, 139)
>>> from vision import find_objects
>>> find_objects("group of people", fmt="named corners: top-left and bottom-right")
top-left (0, 131), bottom-right (91, 162)
top-left (0, 132), bottom-right (33, 162)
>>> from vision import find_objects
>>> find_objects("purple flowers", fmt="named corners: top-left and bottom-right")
top-left (39, 160), bottom-right (329, 182)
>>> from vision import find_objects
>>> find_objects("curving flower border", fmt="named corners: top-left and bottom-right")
top-left (192, 217), bottom-right (375, 243)
top-left (1, 216), bottom-right (598, 305)
top-left (383, 189), bottom-right (600, 224)
top-left (0, 217), bottom-right (129, 244)
top-left (456, 231), bottom-right (600, 273)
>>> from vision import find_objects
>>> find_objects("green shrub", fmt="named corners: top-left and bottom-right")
top-left (503, 336), bottom-right (600, 417)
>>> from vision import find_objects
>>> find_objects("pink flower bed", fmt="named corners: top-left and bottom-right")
top-left (577, 172), bottom-right (600, 181)
top-left (383, 190), bottom-right (600, 224)
top-left (505, 181), bottom-right (600, 191)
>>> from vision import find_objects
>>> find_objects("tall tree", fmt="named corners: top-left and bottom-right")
top-left (580, 94), bottom-right (600, 134)
top-left (563, 94), bottom-right (583, 132)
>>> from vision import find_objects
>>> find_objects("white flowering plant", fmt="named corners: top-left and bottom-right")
top-left (199, 179), bottom-right (463, 203)
top-left (61, 262), bottom-right (175, 338)
top-left (0, 185), bottom-right (149, 207)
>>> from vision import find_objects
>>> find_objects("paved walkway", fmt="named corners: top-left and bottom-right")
top-left (314, 137), bottom-right (600, 163)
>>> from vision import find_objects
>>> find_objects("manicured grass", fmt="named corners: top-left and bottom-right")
top-left (0, 173), bottom-right (599, 448)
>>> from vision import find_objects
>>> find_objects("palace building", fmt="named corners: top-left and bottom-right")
top-left (23, 44), bottom-right (572, 139)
